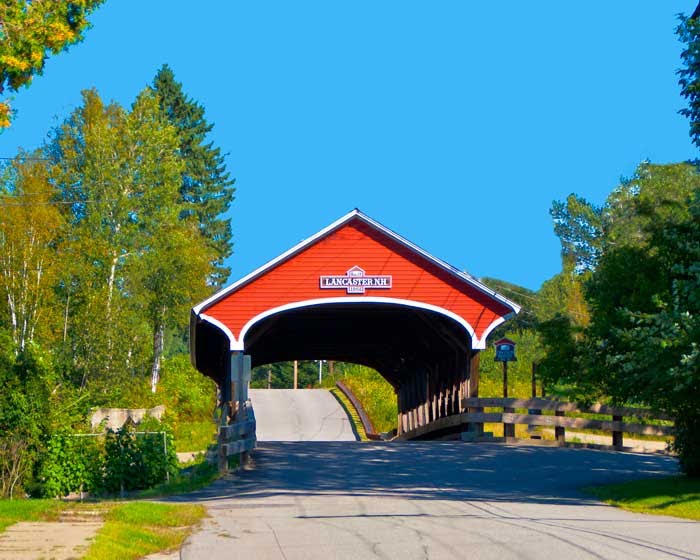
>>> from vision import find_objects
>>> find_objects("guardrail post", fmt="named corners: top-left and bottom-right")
top-left (555, 410), bottom-right (565, 444)
top-left (528, 363), bottom-right (542, 439)
top-left (612, 415), bottom-right (623, 449)
top-left (502, 364), bottom-right (515, 438)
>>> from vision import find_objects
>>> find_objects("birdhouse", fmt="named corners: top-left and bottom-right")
top-left (494, 337), bottom-right (516, 362)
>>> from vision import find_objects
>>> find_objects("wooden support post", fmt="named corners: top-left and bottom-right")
top-left (466, 352), bottom-right (482, 434)
top-left (396, 386), bottom-right (403, 436)
top-left (555, 410), bottom-right (566, 443)
top-left (424, 372), bottom-right (432, 423)
top-left (503, 362), bottom-right (515, 438)
top-left (293, 360), bottom-right (298, 390)
top-left (529, 362), bottom-right (542, 439)
top-left (217, 403), bottom-right (230, 473)
top-left (218, 351), bottom-right (234, 473)
top-left (612, 414), bottom-right (623, 449)
top-left (238, 354), bottom-right (251, 466)
top-left (267, 368), bottom-right (272, 389)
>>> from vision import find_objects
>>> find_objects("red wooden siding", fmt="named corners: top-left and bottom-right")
top-left (203, 217), bottom-right (513, 348)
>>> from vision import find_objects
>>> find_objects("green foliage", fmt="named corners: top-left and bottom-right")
top-left (479, 277), bottom-right (536, 336)
top-left (156, 355), bottom-right (217, 421)
top-left (38, 431), bottom-right (103, 498)
top-left (103, 426), bottom-right (178, 494)
top-left (152, 64), bottom-right (235, 287)
top-left (478, 329), bottom-right (545, 398)
top-left (675, 414), bottom-right (700, 477)
top-left (251, 360), bottom-right (323, 389)
top-left (0, 340), bottom-right (92, 497)
top-left (678, 7), bottom-right (700, 149)
top-left (544, 161), bottom-right (700, 474)
top-left (0, 0), bottom-right (104, 128)
top-left (0, 62), bottom-right (230, 496)
top-left (171, 421), bottom-right (216, 453)
top-left (331, 363), bottom-right (398, 434)
top-left (550, 194), bottom-right (602, 272)
top-left (137, 458), bottom-right (219, 498)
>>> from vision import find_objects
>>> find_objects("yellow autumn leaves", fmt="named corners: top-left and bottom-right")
top-left (0, 0), bottom-right (104, 128)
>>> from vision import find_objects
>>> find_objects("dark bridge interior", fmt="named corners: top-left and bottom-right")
top-left (193, 303), bottom-right (479, 436)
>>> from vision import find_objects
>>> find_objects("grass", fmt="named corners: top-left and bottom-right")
top-left (0, 499), bottom-right (207, 559)
top-left (0, 499), bottom-right (66, 532)
top-left (329, 387), bottom-right (367, 441)
top-left (173, 420), bottom-right (217, 452)
top-left (137, 459), bottom-right (220, 498)
top-left (82, 502), bottom-right (207, 560)
top-left (328, 365), bottom-right (398, 434)
top-left (585, 475), bottom-right (700, 521)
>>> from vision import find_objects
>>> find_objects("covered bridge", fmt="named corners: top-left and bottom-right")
top-left (190, 209), bottom-right (520, 436)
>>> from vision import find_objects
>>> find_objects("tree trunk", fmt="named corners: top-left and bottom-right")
top-left (105, 252), bottom-right (119, 368)
top-left (150, 318), bottom-right (165, 393)
top-left (63, 291), bottom-right (70, 343)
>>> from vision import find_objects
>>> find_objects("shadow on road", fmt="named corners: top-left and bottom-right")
top-left (172, 442), bottom-right (679, 507)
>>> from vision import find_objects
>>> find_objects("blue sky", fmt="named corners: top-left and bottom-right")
top-left (1, 1), bottom-right (697, 291)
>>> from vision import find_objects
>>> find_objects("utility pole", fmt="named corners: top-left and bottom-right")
top-left (318, 360), bottom-right (323, 385)
top-left (293, 360), bottom-right (298, 390)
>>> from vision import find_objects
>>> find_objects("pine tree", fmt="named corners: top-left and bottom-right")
top-left (152, 65), bottom-right (235, 287)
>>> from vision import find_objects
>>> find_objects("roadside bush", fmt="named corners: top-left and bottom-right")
top-left (38, 431), bottom-right (103, 498)
top-left (0, 435), bottom-right (34, 499)
top-left (103, 425), bottom-right (177, 494)
top-left (674, 413), bottom-right (700, 477)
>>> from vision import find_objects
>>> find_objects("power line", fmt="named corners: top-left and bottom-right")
top-left (0, 199), bottom-right (112, 207)
top-left (0, 156), bottom-right (51, 161)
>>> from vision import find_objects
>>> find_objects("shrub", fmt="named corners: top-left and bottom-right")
top-left (38, 431), bottom-right (103, 498)
top-left (674, 413), bottom-right (700, 477)
top-left (103, 426), bottom-right (177, 494)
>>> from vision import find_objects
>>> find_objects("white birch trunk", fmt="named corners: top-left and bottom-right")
top-left (150, 319), bottom-right (165, 393)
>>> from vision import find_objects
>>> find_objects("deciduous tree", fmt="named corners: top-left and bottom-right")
top-left (0, 153), bottom-right (63, 350)
top-left (0, 0), bottom-right (104, 128)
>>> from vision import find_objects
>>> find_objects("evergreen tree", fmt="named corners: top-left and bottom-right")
top-left (152, 65), bottom-right (235, 287)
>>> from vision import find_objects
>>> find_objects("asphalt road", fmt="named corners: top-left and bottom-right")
top-left (178, 442), bottom-right (698, 559)
top-left (250, 388), bottom-right (358, 442)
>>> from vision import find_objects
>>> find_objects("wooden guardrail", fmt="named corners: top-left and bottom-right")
top-left (462, 397), bottom-right (673, 450)
top-left (218, 399), bottom-right (256, 472)
top-left (335, 380), bottom-right (381, 440)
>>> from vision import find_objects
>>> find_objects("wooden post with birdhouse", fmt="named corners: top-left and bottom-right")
top-left (494, 338), bottom-right (517, 439)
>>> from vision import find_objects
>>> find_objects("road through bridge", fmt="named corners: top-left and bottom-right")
top-left (178, 441), bottom-right (695, 560)
top-left (250, 388), bottom-right (358, 442)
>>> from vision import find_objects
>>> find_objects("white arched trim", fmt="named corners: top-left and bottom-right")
top-left (199, 313), bottom-right (238, 350)
top-left (474, 312), bottom-right (516, 350)
top-left (232, 297), bottom-right (486, 352)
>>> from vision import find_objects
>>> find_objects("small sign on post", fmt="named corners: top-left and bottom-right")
top-left (494, 338), bottom-right (517, 363)
top-left (494, 338), bottom-right (517, 439)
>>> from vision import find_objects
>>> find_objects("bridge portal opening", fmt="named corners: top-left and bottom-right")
top-left (190, 210), bottom-right (520, 438)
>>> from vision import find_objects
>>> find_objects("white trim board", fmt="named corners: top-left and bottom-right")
top-left (197, 297), bottom-right (505, 352)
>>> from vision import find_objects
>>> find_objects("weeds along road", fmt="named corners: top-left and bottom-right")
top-left (176, 390), bottom-right (698, 559)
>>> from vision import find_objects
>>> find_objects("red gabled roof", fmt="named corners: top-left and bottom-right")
top-left (192, 209), bottom-right (520, 351)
